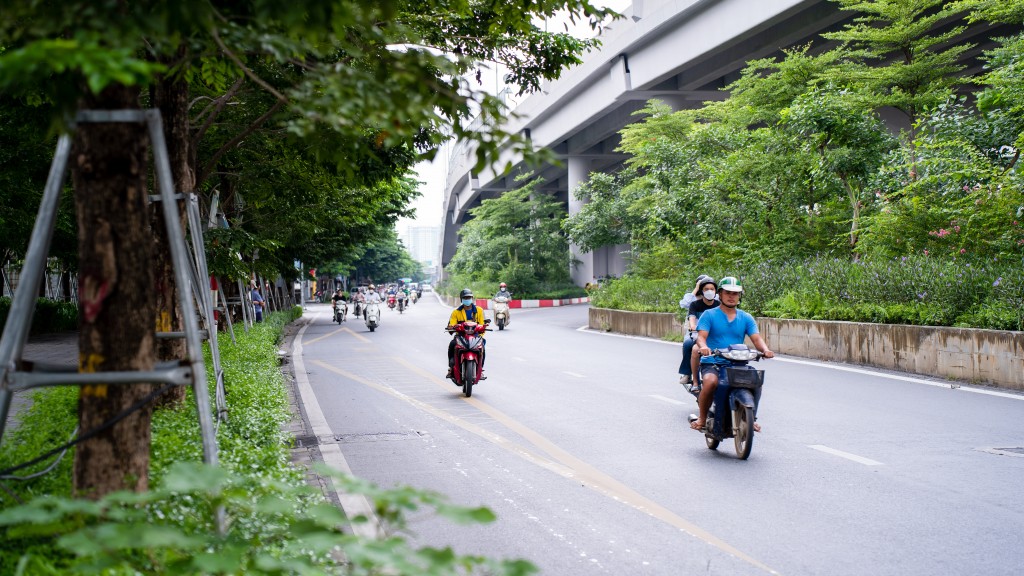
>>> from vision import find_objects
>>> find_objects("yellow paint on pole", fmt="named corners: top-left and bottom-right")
top-left (79, 353), bottom-right (107, 397)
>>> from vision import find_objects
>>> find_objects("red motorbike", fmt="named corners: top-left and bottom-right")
top-left (445, 319), bottom-right (490, 397)
top-left (387, 294), bottom-right (397, 310)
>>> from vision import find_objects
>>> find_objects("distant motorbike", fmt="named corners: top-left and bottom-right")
top-left (387, 294), bottom-right (397, 310)
top-left (333, 300), bottom-right (347, 324)
top-left (353, 300), bottom-right (363, 319)
top-left (410, 291), bottom-right (419, 304)
top-left (493, 296), bottom-right (511, 330)
top-left (397, 295), bottom-right (407, 313)
top-left (364, 302), bottom-right (381, 332)
top-left (687, 344), bottom-right (765, 460)
top-left (445, 320), bottom-right (490, 397)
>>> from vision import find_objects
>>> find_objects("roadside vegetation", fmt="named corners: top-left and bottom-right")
top-left (0, 297), bottom-right (78, 335)
top-left (442, 175), bottom-right (587, 300)
top-left (571, 0), bottom-right (1024, 331)
top-left (0, 309), bottom-right (533, 575)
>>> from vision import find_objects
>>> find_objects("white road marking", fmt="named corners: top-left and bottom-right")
top-left (576, 326), bottom-right (1024, 401)
top-left (293, 314), bottom-right (383, 539)
top-left (775, 357), bottom-right (1024, 401)
top-left (649, 394), bottom-right (687, 406)
top-left (563, 371), bottom-right (585, 378)
top-left (808, 445), bottom-right (883, 466)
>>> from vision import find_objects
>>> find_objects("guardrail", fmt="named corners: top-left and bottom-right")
top-left (588, 307), bottom-right (1024, 391)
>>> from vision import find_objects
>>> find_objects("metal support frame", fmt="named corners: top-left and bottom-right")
top-left (0, 109), bottom-right (219, 469)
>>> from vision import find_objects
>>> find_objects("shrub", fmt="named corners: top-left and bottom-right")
top-left (0, 297), bottom-right (77, 335)
top-left (0, 307), bottom-right (534, 575)
top-left (594, 254), bottom-right (1024, 330)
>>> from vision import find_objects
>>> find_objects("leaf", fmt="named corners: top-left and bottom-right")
top-left (434, 504), bottom-right (497, 524)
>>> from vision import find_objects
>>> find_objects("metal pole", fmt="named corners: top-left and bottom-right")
top-left (0, 135), bottom-right (72, 442)
top-left (146, 110), bottom-right (218, 468)
top-left (217, 282), bottom-right (237, 345)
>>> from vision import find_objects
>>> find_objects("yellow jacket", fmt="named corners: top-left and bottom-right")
top-left (448, 304), bottom-right (486, 336)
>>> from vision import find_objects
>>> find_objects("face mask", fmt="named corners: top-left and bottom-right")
top-left (703, 290), bottom-right (716, 300)
top-left (462, 299), bottom-right (474, 306)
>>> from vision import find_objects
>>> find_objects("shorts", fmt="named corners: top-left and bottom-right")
top-left (699, 363), bottom-right (722, 379)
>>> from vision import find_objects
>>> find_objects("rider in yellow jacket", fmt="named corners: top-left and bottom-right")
top-left (447, 288), bottom-right (486, 377)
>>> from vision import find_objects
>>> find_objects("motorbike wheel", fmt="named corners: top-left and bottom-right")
top-left (705, 435), bottom-right (720, 450)
top-left (369, 325), bottom-right (376, 332)
top-left (462, 360), bottom-right (476, 397)
top-left (497, 319), bottom-right (505, 330)
top-left (734, 406), bottom-right (755, 460)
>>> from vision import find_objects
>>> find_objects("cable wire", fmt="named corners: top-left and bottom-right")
top-left (0, 426), bottom-right (78, 481)
top-left (0, 383), bottom-right (177, 478)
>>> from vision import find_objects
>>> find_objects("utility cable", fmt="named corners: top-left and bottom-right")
top-left (0, 383), bottom-right (177, 478)
top-left (0, 426), bottom-right (78, 481)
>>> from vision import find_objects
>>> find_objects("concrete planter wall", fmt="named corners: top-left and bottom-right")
top-left (588, 307), bottom-right (1024, 391)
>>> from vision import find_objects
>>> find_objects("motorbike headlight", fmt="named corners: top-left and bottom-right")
top-left (722, 350), bottom-right (758, 361)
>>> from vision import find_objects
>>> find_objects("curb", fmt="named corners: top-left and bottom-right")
top-left (470, 297), bottom-right (590, 309)
top-left (280, 312), bottom-right (384, 539)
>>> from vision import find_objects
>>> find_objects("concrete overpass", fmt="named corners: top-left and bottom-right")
top-left (440, 0), bottom-right (1009, 285)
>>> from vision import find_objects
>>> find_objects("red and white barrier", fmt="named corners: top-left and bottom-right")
top-left (474, 297), bottom-right (589, 309)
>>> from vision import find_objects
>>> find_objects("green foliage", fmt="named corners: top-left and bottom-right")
top-left (0, 0), bottom-right (622, 289)
top-left (0, 298), bottom-right (78, 335)
top-left (448, 174), bottom-right (575, 294)
top-left (588, 277), bottom-right (682, 312)
top-left (323, 228), bottom-right (421, 285)
top-left (0, 99), bottom-right (78, 267)
top-left (821, 0), bottom-right (972, 124)
top-left (565, 3), bottom-right (1023, 325)
top-left (593, 255), bottom-right (1024, 330)
top-left (1, 307), bottom-right (534, 574)
top-left (0, 463), bottom-right (535, 576)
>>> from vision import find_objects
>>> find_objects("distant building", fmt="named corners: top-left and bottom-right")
top-left (399, 225), bottom-right (441, 279)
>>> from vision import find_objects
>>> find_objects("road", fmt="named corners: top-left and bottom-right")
top-left (294, 296), bottom-right (1024, 576)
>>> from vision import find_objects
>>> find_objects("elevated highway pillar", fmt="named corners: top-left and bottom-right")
top-left (568, 156), bottom-right (595, 286)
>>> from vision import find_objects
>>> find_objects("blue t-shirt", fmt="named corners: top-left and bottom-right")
top-left (696, 307), bottom-right (758, 365)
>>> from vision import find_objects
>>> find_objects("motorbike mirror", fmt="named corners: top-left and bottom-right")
top-left (484, 319), bottom-right (492, 324)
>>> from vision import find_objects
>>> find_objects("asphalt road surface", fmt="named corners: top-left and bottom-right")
top-left (294, 296), bottom-right (1024, 576)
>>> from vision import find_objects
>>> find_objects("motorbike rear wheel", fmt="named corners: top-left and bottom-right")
top-left (369, 324), bottom-right (376, 332)
top-left (734, 406), bottom-right (755, 460)
top-left (705, 435), bottom-right (720, 450)
top-left (497, 319), bottom-right (505, 330)
top-left (462, 359), bottom-right (476, 397)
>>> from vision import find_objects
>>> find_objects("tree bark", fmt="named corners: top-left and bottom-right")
top-left (71, 84), bottom-right (157, 498)
top-left (151, 48), bottom-right (194, 407)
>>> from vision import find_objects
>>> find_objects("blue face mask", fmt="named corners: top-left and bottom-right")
top-left (462, 298), bottom-right (474, 307)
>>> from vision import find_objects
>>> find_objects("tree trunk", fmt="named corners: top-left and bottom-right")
top-left (151, 47), bottom-right (194, 406)
top-left (71, 84), bottom-right (157, 498)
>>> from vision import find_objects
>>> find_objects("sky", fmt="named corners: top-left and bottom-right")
top-left (396, 0), bottom-right (633, 233)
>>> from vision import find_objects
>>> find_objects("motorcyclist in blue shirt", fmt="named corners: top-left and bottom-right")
top-left (691, 277), bottom-right (774, 432)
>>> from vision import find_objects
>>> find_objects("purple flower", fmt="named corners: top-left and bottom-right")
top-left (993, 277), bottom-right (1002, 287)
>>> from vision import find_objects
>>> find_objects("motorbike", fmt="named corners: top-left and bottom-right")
top-left (353, 300), bottom-right (363, 319)
top-left (397, 295), bottom-right (406, 313)
top-left (387, 294), bottom-right (397, 310)
top-left (687, 344), bottom-right (765, 460)
top-left (364, 302), bottom-right (381, 332)
top-left (492, 296), bottom-right (511, 330)
top-left (411, 291), bottom-right (419, 304)
top-left (333, 300), bottom-right (347, 323)
top-left (445, 319), bottom-right (490, 397)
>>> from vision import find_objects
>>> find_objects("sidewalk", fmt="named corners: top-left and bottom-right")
top-left (5, 332), bottom-right (79, 430)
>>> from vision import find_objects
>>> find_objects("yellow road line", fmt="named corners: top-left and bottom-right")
top-left (341, 327), bottom-right (372, 343)
top-left (317, 356), bottom-right (780, 575)
top-left (302, 325), bottom-right (371, 346)
top-left (302, 327), bottom-right (346, 346)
